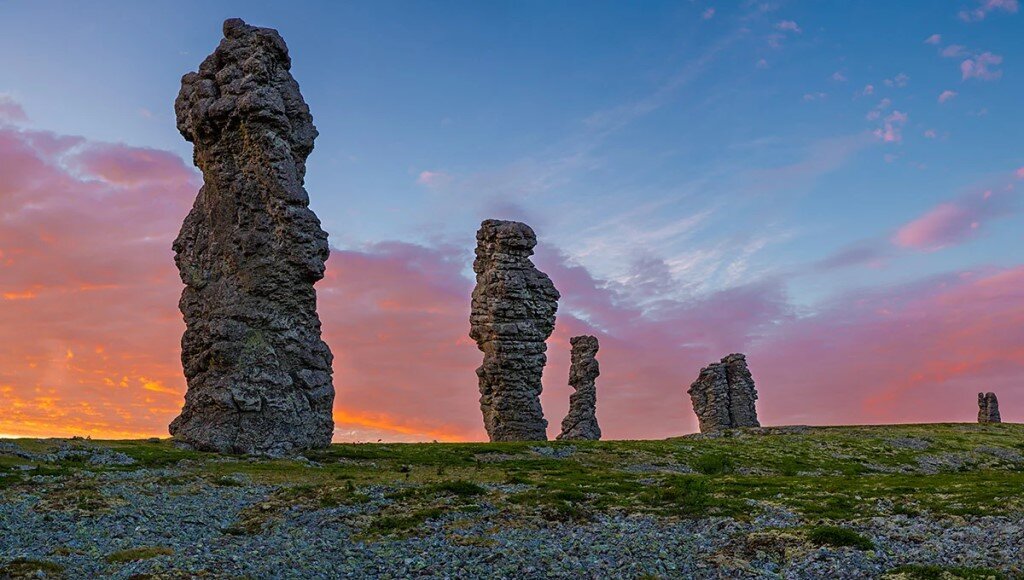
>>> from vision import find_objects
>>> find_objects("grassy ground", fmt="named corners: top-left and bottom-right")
top-left (3, 423), bottom-right (1022, 523)
top-left (1, 423), bottom-right (1021, 578)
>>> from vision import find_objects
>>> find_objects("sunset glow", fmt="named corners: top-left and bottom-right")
top-left (1, 2), bottom-right (1021, 442)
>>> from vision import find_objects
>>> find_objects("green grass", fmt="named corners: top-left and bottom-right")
top-left (3, 423), bottom-right (1024, 529)
top-left (0, 558), bottom-right (65, 578)
top-left (104, 546), bottom-right (174, 563)
top-left (806, 525), bottom-right (875, 550)
top-left (884, 564), bottom-right (1006, 579)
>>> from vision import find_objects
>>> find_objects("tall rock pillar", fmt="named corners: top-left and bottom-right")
top-left (557, 335), bottom-right (601, 441)
top-left (469, 220), bottom-right (559, 441)
top-left (169, 19), bottom-right (335, 454)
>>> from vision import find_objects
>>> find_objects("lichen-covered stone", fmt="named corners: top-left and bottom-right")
top-left (978, 392), bottom-right (1001, 424)
top-left (470, 219), bottom-right (560, 442)
top-left (687, 353), bottom-right (760, 432)
top-left (169, 19), bottom-right (334, 454)
top-left (557, 335), bottom-right (601, 441)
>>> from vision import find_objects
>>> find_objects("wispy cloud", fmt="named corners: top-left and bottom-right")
top-left (0, 93), bottom-right (28, 124)
top-left (893, 180), bottom-right (1016, 251)
top-left (924, 33), bottom-right (942, 45)
top-left (958, 0), bottom-right (1019, 22)
top-left (938, 90), bottom-right (958, 103)
top-left (776, 20), bottom-right (801, 33)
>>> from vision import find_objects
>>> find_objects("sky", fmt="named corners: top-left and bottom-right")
top-left (0, 0), bottom-right (1022, 442)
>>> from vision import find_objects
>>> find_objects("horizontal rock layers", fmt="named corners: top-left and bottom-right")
top-left (169, 19), bottom-right (335, 454)
top-left (687, 353), bottom-right (760, 433)
top-left (470, 219), bottom-right (560, 442)
top-left (557, 335), bottom-right (602, 441)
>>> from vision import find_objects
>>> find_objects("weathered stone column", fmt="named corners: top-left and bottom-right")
top-left (687, 353), bottom-right (760, 432)
top-left (169, 19), bottom-right (335, 454)
top-left (469, 220), bottom-right (559, 441)
top-left (557, 335), bottom-right (601, 441)
top-left (978, 392), bottom-right (1001, 423)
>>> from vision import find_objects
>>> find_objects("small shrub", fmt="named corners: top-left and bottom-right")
top-left (105, 546), bottom-right (174, 563)
top-left (694, 454), bottom-right (733, 475)
top-left (884, 564), bottom-right (1005, 579)
top-left (807, 526), bottom-right (874, 550)
top-left (0, 558), bottom-right (65, 577)
top-left (431, 480), bottom-right (486, 497)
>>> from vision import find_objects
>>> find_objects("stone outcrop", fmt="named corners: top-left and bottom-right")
top-left (687, 353), bottom-right (760, 432)
top-left (470, 220), bottom-right (560, 442)
top-left (557, 335), bottom-right (601, 441)
top-left (978, 392), bottom-right (1001, 423)
top-left (168, 19), bottom-right (335, 454)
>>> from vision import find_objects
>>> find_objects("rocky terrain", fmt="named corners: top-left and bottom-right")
top-left (1, 424), bottom-right (1022, 578)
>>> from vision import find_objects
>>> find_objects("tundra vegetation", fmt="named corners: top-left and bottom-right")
top-left (0, 424), bottom-right (1021, 577)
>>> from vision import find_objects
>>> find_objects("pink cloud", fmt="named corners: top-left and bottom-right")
top-left (873, 110), bottom-right (908, 143)
top-left (883, 73), bottom-right (910, 88)
top-left (961, 52), bottom-right (1004, 80)
top-left (893, 186), bottom-right (1014, 251)
top-left (72, 144), bottom-right (194, 186)
top-left (938, 90), bottom-right (958, 103)
top-left (754, 267), bottom-right (1024, 424)
top-left (416, 170), bottom-right (452, 189)
top-left (941, 45), bottom-right (968, 58)
top-left (831, 71), bottom-right (847, 82)
top-left (924, 129), bottom-right (938, 139)
top-left (862, 84), bottom-right (875, 96)
top-left (958, 0), bottom-right (1019, 21)
top-left (1016, 167), bottom-right (1024, 179)
top-left (702, 7), bottom-right (715, 20)
top-left (776, 20), bottom-right (801, 33)
top-left (924, 34), bottom-right (942, 45)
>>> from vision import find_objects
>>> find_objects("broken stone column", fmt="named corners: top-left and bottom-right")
top-left (169, 19), bottom-right (335, 454)
top-left (469, 219), bottom-right (560, 442)
top-left (557, 335), bottom-right (601, 441)
top-left (687, 353), bottom-right (760, 432)
top-left (978, 392), bottom-right (1001, 423)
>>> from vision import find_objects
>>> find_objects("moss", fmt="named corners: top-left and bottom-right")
top-left (104, 546), bottom-right (174, 563)
top-left (883, 564), bottom-right (1005, 579)
top-left (807, 526), bottom-right (875, 550)
top-left (365, 507), bottom-right (445, 536)
top-left (0, 558), bottom-right (65, 578)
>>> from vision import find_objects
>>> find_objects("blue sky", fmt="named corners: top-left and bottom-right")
top-left (2, 0), bottom-right (1021, 307)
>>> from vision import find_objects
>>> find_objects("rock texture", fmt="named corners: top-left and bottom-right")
top-left (168, 18), bottom-right (335, 454)
top-left (557, 335), bottom-right (601, 441)
top-left (687, 353), bottom-right (760, 432)
top-left (978, 392), bottom-right (1001, 424)
top-left (470, 220), bottom-right (560, 442)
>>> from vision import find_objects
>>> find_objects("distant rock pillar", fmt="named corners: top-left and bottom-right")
top-left (978, 392), bottom-right (1001, 423)
top-left (557, 335), bottom-right (601, 441)
top-left (469, 219), bottom-right (560, 442)
top-left (687, 353), bottom-right (760, 432)
top-left (168, 19), bottom-right (335, 454)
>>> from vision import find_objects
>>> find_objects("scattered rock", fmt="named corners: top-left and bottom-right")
top-left (169, 18), bottom-right (335, 454)
top-left (557, 335), bottom-right (601, 441)
top-left (978, 392), bottom-right (1001, 423)
top-left (469, 219), bottom-right (559, 442)
top-left (687, 353), bottom-right (760, 432)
